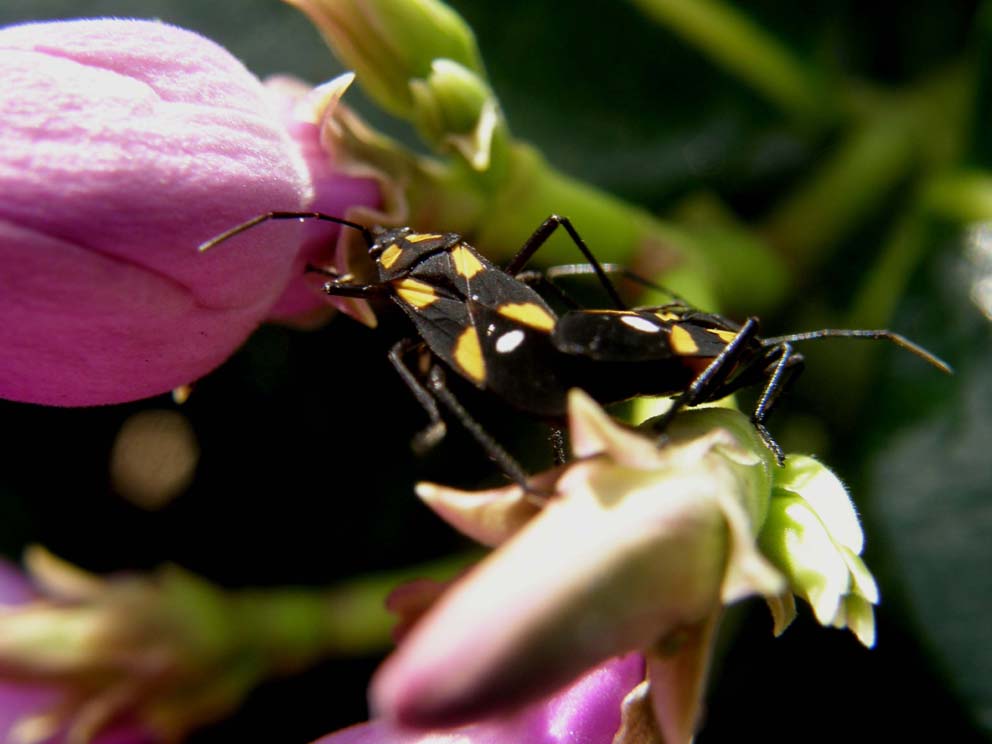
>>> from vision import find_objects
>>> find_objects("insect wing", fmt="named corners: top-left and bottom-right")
top-left (390, 271), bottom-right (472, 374)
top-left (552, 310), bottom-right (671, 360)
top-left (468, 301), bottom-right (568, 416)
top-left (553, 310), bottom-right (735, 361)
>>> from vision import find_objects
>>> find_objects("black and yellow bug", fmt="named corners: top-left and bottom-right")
top-left (547, 304), bottom-right (950, 462)
top-left (201, 212), bottom-right (950, 480)
top-left (201, 212), bottom-right (617, 484)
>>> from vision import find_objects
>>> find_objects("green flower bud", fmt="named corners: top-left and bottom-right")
top-left (410, 59), bottom-right (506, 170)
top-left (285, 0), bottom-right (484, 118)
top-left (760, 455), bottom-right (880, 646)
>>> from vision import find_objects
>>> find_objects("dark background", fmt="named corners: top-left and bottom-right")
top-left (0, 1), bottom-right (989, 742)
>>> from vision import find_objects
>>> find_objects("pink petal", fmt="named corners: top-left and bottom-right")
top-left (0, 19), bottom-right (313, 404)
top-left (262, 75), bottom-right (381, 320)
top-left (314, 655), bottom-right (644, 744)
top-left (0, 560), bottom-right (35, 606)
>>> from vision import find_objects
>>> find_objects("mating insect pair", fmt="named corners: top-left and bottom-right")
top-left (201, 212), bottom-right (950, 484)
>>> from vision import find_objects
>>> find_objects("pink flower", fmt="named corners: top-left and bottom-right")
top-left (0, 561), bottom-right (155, 744)
top-left (371, 392), bottom-right (788, 742)
top-left (0, 19), bottom-right (375, 406)
top-left (314, 654), bottom-right (647, 744)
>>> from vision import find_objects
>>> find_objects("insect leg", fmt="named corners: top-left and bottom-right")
top-left (750, 343), bottom-right (805, 465)
top-left (426, 365), bottom-right (532, 488)
top-left (387, 339), bottom-right (447, 453)
top-left (513, 269), bottom-right (583, 309)
top-left (651, 317), bottom-right (761, 439)
top-left (539, 263), bottom-right (688, 306)
top-left (503, 215), bottom-right (626, 310)
top-left (516, 263), bottom-right (687, 311)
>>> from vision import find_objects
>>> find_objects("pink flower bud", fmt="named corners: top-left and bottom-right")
top-left (372, 393), bottom-right (785, 741)
top-left (0, 19), bottom-right (315, 405)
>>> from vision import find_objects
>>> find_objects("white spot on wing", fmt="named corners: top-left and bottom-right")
top-left (620, 315), bottom-right (661, 333)
top-left (495, 329), bottom-right (525, 353)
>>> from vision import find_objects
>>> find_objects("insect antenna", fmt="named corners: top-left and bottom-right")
top-left (535, 262), bottom-right (689, 307)
top-left (198, 211), bottom-right (375, 252)
top-left (760, 329), bottom-right (952, 374)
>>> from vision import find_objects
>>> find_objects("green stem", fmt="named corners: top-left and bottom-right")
top-left (808, 209), bottom-right (930, 422)
top-left (627, 0), bottom-right (825, 120)
top-left (924, 171), bottom-right (992, 223)
top-left (478, 144), bottom-right (681, 268)
top-left (760, 101), bottom-right (919, 272)
top-left (761, 66), bottom-right (971, 274)
top-left (847, 208), bottom-right (929, 331)
top-left (411, 143), bottom-right (734, 308)
top-left (238, 552), bottom-right (479, 669)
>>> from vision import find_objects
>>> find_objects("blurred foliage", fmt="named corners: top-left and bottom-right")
top-left (0, 0), bottom-right (990, 741)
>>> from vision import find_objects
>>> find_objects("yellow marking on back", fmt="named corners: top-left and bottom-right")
top-left (670, 325), bottom-right (699, 354)
top-left (497, 302), bottom-right (555, 331)
top-left (379, 243), bottom-right (403, 269)
top-left (451, 244), bottom-right (485, 279)
top-left (395, 278), bottom-right (438, 309)
top-left (454, 326), bottom-right (486, 383)
top-left (654, 310), bottom-right (681, 322)
top-left (708, 328), bottom-right (738, 343)
top-left (406, 233), bottom-right (443, 243)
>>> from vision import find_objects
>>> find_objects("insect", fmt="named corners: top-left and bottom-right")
top-left (200, 212), bottom-right (951, 480)
top-left (200, 212), bottom-right (618, 484)
top-left (547, 303), bottom-right (951, 462)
